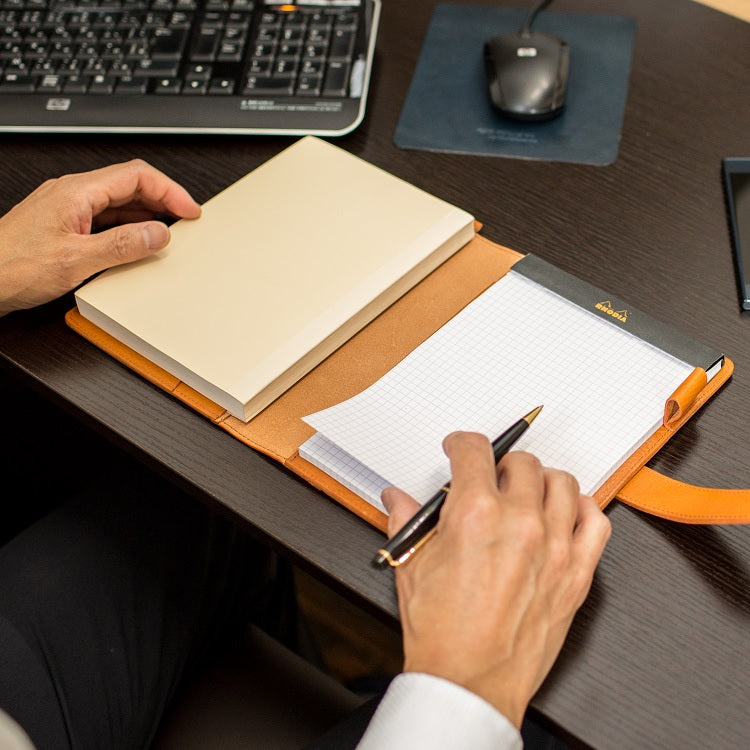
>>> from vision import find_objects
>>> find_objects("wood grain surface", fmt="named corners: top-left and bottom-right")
top-left (1, 1), bottom-right (750, 748)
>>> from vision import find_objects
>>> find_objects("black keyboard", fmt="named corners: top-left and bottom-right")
top-left (0, 0), bottom-right (380, 133)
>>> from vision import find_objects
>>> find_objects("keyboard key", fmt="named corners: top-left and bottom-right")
top-left (251, 41), bottom-right (275, 58)
top-left (322, 60), bottom-right (348, 96)
top-left (208, 75), bottom-right (233, 94)
top-left (301, 59), bottom-right (323, 76)
top-left (242, 74), bottom-right (293, 95)
top-left (62, 73), bottom-right (88, 92)
top-left (87, 73), bottom-right (114, 93)
top-left (329, 28), bottom-right (354, 60)
top-left (153, 76), bottom-right (182, 92)
top-left (134, 57), bottom-right (179, 76)
top-left (184, 61), bottom-right (211, 79)
top-left (115, 75), bottom-right (148, 93)
top-left (150, 26), bottom-right (188, 59)
top-left (296, 73), bottom-right (320, 96)
top-left (0, 71), bottom-right (34, 90)
top-left (190, 27), bottom-right (219, 61)
top-left (306, 26), bottom-right (328, 44)
top-left (183, 77), bottom-right (207, 93)
top-left (303, 42), bottom-right (326, 59)
top-left (37, 71), bottom-right (61, 90)
top-left (256, 27), bottom-right (277, 43)
top-left (273, 57), bottom-right (296, 75)
top-left (216, 40), bottom-right (242, 63)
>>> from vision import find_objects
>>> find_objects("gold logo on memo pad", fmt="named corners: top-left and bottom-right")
top-left (595, 301), bottom-right (628, 323)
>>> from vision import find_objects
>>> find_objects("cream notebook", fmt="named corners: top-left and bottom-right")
top-left (74, 136), bottom-right (475, 421)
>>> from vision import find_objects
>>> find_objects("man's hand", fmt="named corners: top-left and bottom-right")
top-left (0, 159), bottom-right (201, 316)
top-left (382, 433), bottom-right (611, 729)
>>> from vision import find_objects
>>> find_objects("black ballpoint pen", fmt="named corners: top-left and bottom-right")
top-left (372, 405), bottom-right (543, 569)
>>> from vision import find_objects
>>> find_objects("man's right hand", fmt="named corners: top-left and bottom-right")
top-left (382, 432), bottom-right (611, 728)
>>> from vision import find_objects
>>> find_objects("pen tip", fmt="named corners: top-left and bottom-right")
top-left (524, 405), bottom-right (543, 424)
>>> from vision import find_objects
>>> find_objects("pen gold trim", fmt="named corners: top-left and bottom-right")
top-left (372, 406), bottom-right (543, 569)
top-left (377, 527), bottom-right (439, 567)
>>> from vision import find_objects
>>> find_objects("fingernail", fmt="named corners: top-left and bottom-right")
top-left (142, 222), bottom-right (169, 250)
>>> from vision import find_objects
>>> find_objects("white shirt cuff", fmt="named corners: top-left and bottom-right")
top-left (356, 672), bottom-right (522, 750)
top-left (0, 709), bottom-right (36, 750)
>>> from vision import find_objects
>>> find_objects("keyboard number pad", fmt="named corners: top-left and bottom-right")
top-left (242, 8), bottom-right (359, 98)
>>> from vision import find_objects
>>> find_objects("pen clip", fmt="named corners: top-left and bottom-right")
top-left (380, 527), bottom-right (439, 567)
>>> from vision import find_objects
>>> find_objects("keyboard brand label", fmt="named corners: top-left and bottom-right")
top-left (45, 98), bottom-right (71, 112)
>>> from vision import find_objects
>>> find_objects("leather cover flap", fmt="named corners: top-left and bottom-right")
top-left (618, 465), bottom-right (750, 524)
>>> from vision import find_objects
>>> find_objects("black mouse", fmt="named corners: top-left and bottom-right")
top-left (483, 31), bottom-right (569, 121)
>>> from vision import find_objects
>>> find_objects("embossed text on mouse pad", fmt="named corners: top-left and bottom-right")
top-left (394, 4), bottom-right (635, 165)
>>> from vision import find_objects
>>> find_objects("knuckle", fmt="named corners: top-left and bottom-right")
top-left (545, 466), bottom-right (580, 495)
top-left (504, 450), bottom-right (543, 472)
top-left (546, 536), bottom-right (572, 573)
top-left (125, 157), bottom-right (151, 176)
top-left (460, 431), bottom-right (490, 448)
top-left (445, 430), bottom-right (489, 453)
top-left (109, 226), bottom-right (136, 261)
top-left (514, 510), bottom-right (545, 552)
top-left (454, 487), bottom-right (497, 529)
top-left (563, 471), bottom-right (580, 495)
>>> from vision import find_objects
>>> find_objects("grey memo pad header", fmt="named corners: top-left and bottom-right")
top-left (512, 255), bottom-right (724, 371)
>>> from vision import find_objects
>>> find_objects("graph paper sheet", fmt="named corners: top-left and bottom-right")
top-left (300, 269), bottom-right (695, 509)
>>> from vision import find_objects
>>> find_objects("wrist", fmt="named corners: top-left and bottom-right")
top-left (403, 662), bottom-right (528, 729)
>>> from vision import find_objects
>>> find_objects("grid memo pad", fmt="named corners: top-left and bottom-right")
top-left (301, 269), bottom-right (696, 507)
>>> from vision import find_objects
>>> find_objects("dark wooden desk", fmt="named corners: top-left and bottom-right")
top-left (1, 1), bottom-right (749, 747)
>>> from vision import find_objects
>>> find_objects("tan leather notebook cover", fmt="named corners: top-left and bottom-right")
top-left (66, 234), bottom-right (741, 531)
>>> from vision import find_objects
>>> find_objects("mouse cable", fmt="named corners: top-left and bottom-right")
top-left (519, 0), bottom-right (555, 37)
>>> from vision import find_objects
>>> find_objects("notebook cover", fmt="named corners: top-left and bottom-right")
top-left (66, 235), bottom-right (736, 532)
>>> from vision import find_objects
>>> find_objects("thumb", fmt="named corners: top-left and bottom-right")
top-left (382, 486), bottom-right (421, 538)
top-left (87, 220), bottom-right (170, 269)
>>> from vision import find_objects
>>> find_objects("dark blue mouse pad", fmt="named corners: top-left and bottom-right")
top-left (394, 4), bottom-right (636, 165)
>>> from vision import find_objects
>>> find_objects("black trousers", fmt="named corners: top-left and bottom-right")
top-left (0, 450), bottom-right (290, 750)
top-left (0, 372), bottom-right (363, 750)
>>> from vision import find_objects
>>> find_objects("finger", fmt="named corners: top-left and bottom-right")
top-left (571, 494), bottom-right (612, 580)
top-left (442, 432), bottom-right (498, 509)
top-left (495, 451), bottom-right (546, 510)
top-left (382, 486), bottom-right (421, 538)
top-left (68, 160), bottom-right (201, 220)
top-left (74, 221), bottom-right (170, 279)
top-left (92, 207), bottom-right (174, 228)
top-left (541, 467), bottom-right (581, 534)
